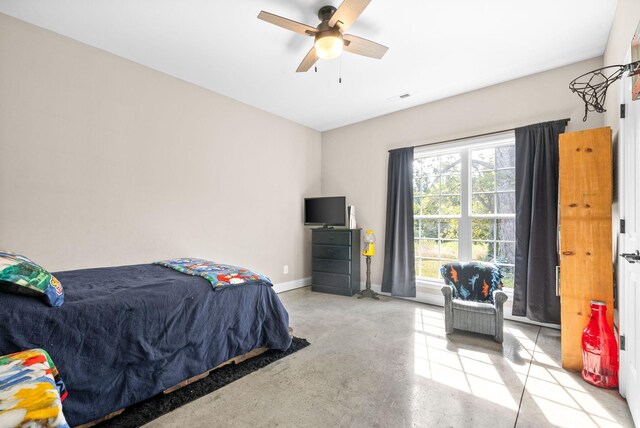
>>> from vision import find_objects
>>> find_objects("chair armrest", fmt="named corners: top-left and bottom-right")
top-left (441, 284), bottom-right (454, 334)
top-left (441, 284), bottom-right (454, 301)
top-left (492, 289), bottom-right (508, 343)
top-left (493, 289), bottom-right (508, 308)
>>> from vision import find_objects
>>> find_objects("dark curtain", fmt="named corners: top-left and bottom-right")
top-left (513, 119), bottom-right (568, 324)
top-left (382, 147), bottom-right (416, 297)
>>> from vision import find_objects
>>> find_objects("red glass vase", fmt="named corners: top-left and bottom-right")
top-left (581, 300), bottom-right (619, 389)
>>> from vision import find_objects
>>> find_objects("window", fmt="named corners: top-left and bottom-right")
top-left (413, 132), bottom-right (516, 287)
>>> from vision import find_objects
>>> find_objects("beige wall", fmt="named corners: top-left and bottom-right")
top-left (0, 13), bottom-right (321, 284)
top-left (322, 57), bottom-right (604, 286)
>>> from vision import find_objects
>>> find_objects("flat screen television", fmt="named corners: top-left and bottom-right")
top-left (304, 196), bottom-right (346, 227)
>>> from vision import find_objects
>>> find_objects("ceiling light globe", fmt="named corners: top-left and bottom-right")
top-left (315, 34), bottom-right (343, 59)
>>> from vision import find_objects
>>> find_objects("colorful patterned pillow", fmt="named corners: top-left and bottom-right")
top-left (0, 251), bottom-right (64, 307)
top-left (440, 261), bottom-right (503, 304)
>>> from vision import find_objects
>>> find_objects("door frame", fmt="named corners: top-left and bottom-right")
top-left (617, 49), bottom-right (640, 426)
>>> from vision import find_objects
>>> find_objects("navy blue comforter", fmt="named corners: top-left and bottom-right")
top-left (0, 264), bottom-right (292, 426)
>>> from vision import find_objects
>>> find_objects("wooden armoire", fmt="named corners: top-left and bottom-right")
top-left (558, 126), bottom-right (614, 371)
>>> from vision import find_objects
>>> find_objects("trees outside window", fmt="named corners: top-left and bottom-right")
top-left (413, 135), bottom-right (516, 287)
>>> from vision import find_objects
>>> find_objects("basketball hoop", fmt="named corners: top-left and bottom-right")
top-left (569, 61), bottom-right (640, 121)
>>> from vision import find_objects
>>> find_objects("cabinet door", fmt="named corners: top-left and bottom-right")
top-left (558, 127), bottom-right (613, 371)
top-left (312, 245), bottom-right (352, 260)
top-left (312, 272), bottom-right (351, 289)
top-left (312, 259), bottom-right (351, 275)
top-left (559, 127), bottom-right (612, 218)
top-left (312, 231), bottom-right (351, 246)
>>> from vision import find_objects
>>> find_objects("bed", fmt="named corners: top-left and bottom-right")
top-left (0, 263), bottom-right (292, 426)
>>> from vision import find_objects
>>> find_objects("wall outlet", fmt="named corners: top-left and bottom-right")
top-left (283, 265), bottom-right (289, 274)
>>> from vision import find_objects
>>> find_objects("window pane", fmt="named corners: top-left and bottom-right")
top-left (413, 159), bottom-right (423, 179)
top-left (472, 194), bottom-right (495, 214)
top-left (472, 171), bottom-right (495, 192)
top-left (441, 174), bottom-right (461, 195)
top-left (440, 219), bottom-right (459, 240)
top-left (440, 153), bottom-right (461, 174)
top-left (421, 197), bottom-right (439, 215)
top-left (472, 148), bottom-right (495, 171)
top-left (496, 219), bottom-right (515, 241)
top-left (496, 169), bottom-right (515, 191)
top-left (497, 265), bottom-right (515, 288)
top-left (419, 239), bottom-right (439, 258)
top-left (421, 220), bottom-right (438, 239)
top-left (496, 146), bottom-right (515, 168)
top-left (420, 259), bottom-right (441, 279)
top-left (472, 218), bottom-right (495, 240)
top-left (424, 176), bottom-right (440, 196)
top-left (423, 156), bottom-right (439, 176)
top-left (414, 141), bottom-right (514, 281)
top-left (472, 241), bottom-right (495, 261)
top-left (496, 242), bottom-right (515, 264)
top-left (440, 240), bottom-right (458, 260)
top-left (440, 195), bottom-right (461, 215)
top-left (413, 197), bottom-right (421, 215)
top-left (496, 192), bottom-right (515, 214)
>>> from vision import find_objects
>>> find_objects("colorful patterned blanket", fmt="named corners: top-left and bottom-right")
top-left (0, 349), bottom-right (69, 428)
top-left (154, 258), bottom-right (271, 290)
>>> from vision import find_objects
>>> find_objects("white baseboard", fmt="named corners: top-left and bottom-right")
top-left (273, 277), bottom-right (311, 293)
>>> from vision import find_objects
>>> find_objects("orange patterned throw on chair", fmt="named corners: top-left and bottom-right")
top-left (440, 261), bottom-right (508, 343)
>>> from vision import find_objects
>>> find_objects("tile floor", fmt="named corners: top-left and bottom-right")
top-left (146, 287), bottom-right (634, 428)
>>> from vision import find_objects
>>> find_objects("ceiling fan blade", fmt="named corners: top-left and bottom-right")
top-left (296, 47), bottom-right (319, 72)
top-left (258, 11), bottom-right (317, 36)
top-left (343, 34), bottom-right (388, 59)
top-left (328, 0), bottom-right (372, 32)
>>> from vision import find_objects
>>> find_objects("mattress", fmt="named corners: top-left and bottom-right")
top-left (0, 264), bottom-right (292, 426)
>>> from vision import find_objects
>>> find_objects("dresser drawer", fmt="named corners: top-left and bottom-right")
top-left (312, 245), bottom-right (351, 260)
top-left (312, 271), bottom-right (351, 289)
top-left (312, 231), bottom-right (351, 246)
top-left (312, 259), bottom-right (351, 275)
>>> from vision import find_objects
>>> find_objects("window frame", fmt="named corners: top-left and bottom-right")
top-left (413, 131), bottom-right (516, 291)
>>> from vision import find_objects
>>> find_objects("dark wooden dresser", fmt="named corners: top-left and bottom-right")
top-left (311, 228), bottom-right (361, 296)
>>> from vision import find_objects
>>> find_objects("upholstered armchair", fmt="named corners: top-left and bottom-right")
top-left (440, 262), bottom-right (508, 343)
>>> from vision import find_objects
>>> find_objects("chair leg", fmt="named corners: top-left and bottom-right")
top-left (441, 285), bottom-right (454, 335)
top-left (445, 316), bottom-right (454, 335)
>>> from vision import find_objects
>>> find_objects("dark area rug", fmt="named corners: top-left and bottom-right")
top-left (97, 337), bottom-right (310, 428)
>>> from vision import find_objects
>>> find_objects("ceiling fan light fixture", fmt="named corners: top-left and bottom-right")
top-left (314, 32), bottom-right (344, 59)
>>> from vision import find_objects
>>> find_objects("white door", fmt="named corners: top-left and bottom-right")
top-left (618, 61), bottom-right (640, 427)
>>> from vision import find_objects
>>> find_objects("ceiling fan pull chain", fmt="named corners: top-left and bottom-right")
top-left (339, 56), bottom-right (343, 84)
top-left (315, 66), bottom-right (318, 73)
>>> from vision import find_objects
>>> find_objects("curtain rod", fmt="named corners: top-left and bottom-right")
top-left (389, 118), bottom-right (571, 152)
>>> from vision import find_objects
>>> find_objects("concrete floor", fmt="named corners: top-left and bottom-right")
top-left (146, 287), bottom-right (634, 428)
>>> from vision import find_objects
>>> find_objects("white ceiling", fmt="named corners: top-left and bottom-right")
top-left (0, 0), bottom-right (617, 131)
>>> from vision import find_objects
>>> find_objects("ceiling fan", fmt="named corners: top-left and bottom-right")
top-left (257, 0), bottom-right (388, 72)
